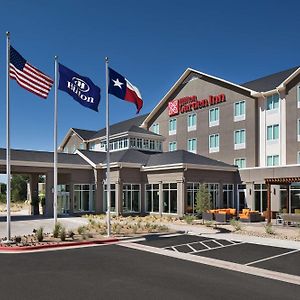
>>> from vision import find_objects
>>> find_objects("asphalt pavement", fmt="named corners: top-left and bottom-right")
top-left (0, 243), bottom-right (299, 300)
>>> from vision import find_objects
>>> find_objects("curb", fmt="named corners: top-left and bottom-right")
top-left (0, 238), bottom-right (119, 252)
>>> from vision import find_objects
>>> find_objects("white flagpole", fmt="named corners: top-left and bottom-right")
top-left (6, 31), bottom-right (11, 242)
top-left (105, 57), bottom-right (111, 236)
top-left (53, 56), bottom-right (58, 225)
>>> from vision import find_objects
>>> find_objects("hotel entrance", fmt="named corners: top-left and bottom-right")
top-left (57, 185), bottom-right (70, 215)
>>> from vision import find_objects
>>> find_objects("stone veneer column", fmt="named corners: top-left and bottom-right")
top-left (176, 179), bottom-right (185, 217)
top-left (159, 181), bottom-right (163, 216)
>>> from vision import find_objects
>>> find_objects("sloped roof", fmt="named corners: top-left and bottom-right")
top-left (146, 150), bottom-right (234, 168)
top-left (78, 149), bottom-right (235, 170)
top-left (72, 128), bottom-right (97, 140)
top-left (90, 113), bottom-right (151, 140)
top-left (0, 148), bottom-right (89, 165)
top-left (78, 149), bottom-right (150, 165)
top-left (242, 66), bottom-right (299, 92)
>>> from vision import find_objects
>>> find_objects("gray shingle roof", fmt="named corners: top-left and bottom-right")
top-left (0, 148), bottom-right (89, 165)
top-left (90, 113), bottom-right (150, 139)
top-left (146, 150), bottom-right (235, 168)
top-left (241, 66), bottom-right (299, 92)
top-left (79, 149), bottom-right (150, 165)
top-left (79, 149), bottom-right (235, 169)
top-left (72, 128), bottom-right (97, 140)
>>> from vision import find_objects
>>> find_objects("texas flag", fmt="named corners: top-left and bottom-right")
top-left (108, 67), bottom-right (143, 113)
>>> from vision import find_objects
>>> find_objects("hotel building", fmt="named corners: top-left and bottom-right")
top-left (1, 66), bottom-right (299, 217)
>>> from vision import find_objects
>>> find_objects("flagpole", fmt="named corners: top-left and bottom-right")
top-left (105, 57), bottom-right (111, 237)
top-left (53, 56), bottom-right (58, 225)
top-left (6, 31), bottom-right (11, 242)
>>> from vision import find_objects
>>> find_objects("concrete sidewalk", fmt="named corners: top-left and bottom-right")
top-left (0, 216), bottom-right (89, 238)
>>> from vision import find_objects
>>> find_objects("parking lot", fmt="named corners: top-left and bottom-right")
top-left (135, 233), bottom-right (300, 277)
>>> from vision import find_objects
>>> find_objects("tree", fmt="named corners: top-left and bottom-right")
top-left (11, 175), bottom-right (29, 202)
top-left (195, 184), bottom-right (212, 221)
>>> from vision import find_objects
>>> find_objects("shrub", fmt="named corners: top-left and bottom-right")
top-left (15, 236), bottom-right (22, 244)
top-left (36, 227), bottom-right (44, 242)
top-left (158, 225), bottom-right (169, 232)
top-left (264, 223), bottom-right (275, 235)
top-left (230, 219), bottom-right (242, 231)
top-left (53, 222), bottom-right (62, 238)
top-left (60, 227), bottom-right (66, 241)
top-left (184, 215), bottom-right (196, 224)
top-left (204, 221), bottom-right (214, 227)
top-left (77, 225), bottom-right (86, 235)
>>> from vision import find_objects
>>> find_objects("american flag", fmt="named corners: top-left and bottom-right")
top-left (10, 46), bottom-right (53, 99)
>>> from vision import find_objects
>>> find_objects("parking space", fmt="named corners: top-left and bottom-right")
top-left (136, 233), bottom-right (300, 277)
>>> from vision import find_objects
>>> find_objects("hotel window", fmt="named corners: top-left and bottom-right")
top-left (187, 138), bottom-right (197, 153)
top-left (137, 138), bottom-right (143, 149)
top-left (169, 141), bottom-right (177, 152)
top-left (163, 183), bottom-right (177, 214)
top-left (122, 184), bottom-right (140, 213)
top-left (151, 123), bottom-right (160, 134)
top-left (267, 124), bottom-right (279, 141)
top-left (74, 184), bottom-right (95, 212)
top-left (103, 184), bottom-right (116, 212)
top-left (266, 94), bottom-right (279, 111)
top-left (209, 108), bottom-right (219, 127)
top-left (169, 118), bottom-right (177, 135)
top-left (234, 100), bottom-right (246, 122)
top-left (298, 119), bottom-right (300, 141)
top-left (234, 158), bottom-right (246, 169)
top-left (223, 184), bottom-right (234, 208)
top-left (297, 85), bottom-right (300, 108)
top-left (234, 129), bottom-right (246, 150)
top-left (145, 184), bottom-right (159, 213)
top-left (187, 114), bottom-right (197, 131)
top-left (130, 138), bottom-right (136, 148)
top-left (297, 152), bottom-right (300, 164)
top-left (267, 155), bottom-right (279, 166)
top-left (186, 183), bottom-right (200, 214)
top-left (254, 184), bottom-right (267, 212)
top-left (206, 183), bottom-right (219, 209)
top-left (209, 134), bottom-right (219, 153)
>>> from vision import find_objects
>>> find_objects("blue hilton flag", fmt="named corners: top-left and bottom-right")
top-left (58, 63), bottom-right (101, 112)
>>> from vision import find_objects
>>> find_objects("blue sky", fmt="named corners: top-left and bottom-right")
top-left (0, 0), bottom-right (299, 154)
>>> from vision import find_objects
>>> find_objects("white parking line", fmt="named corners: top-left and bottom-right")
top-left (163, 239), bottom-right (212, 249)
top-left (245, 249), bottom-right (300, 266)
top-left (120, 242), bottom-right (300, 286)
top-left (193, 241), bottom-right (245, 254)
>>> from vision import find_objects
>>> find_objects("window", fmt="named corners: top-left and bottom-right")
top-left (267, 155), bottom-right (279, 166)
top-left (151, 123), bottom-right (160, 134)
top-left (187, 138), bottom-right (197, 153)
top-left (298, 119), bottom-right (300, 141)
top-left (297, 152), bottom-right (300, 164)
top-left (254, 184), bottom-right (267, 212)
top-left (79, 143), bottom-right (85, 150)
top-left (169, 141), bottom-right (177, 152)
top-left (137, 138), bottom-right (143, 149)
top-left (297, 86), bottom-right (300, 108)
top-left (163, 183), bottom-right (177, 213)
top-left (206, 183), bottom-right (219, 209)
top-left (267, 124), bottom-right (279, 141)
top-left (234, 101), bottom-right (246, 121)
top-left (145, 184), bottom-right (159, 213)
top-left (223, 184), bottom-right (234, 208)
top-left (186, 183), bottom-right (200, 214)
top-left (266, 94), bottom-right (279, 111)
top-left (209, 134), bottom-right (219, 153)
top-left (169, 118), bottom-right (177, 135)
top-left (234, 158), bottom-right (246, 169)
top-left (187, 114), bottom-right (197, 131)
top-left (234, 129), bottom-right (246, 149)
top-left (74, 184), bottom-right (95, 212)
top-left (209, 108), bottom-right (219, 127)
top-left (103, 184), bottom-right (116, 212)
top-left (122, 184), bottom-right (140, 212)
